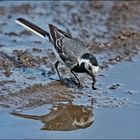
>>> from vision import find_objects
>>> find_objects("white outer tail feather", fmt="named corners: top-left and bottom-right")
top-left (15, 19), bottom-right (46, 39)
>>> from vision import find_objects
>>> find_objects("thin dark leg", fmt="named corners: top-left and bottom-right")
top-left (55, 61), bottom-right (63, 83)
top-left (70, 70), bottom-right (82, 87)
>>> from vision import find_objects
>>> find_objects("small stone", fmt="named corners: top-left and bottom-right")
top-left (109, 84), bottom-right (120, 90)
top-left (127, 90), bottom-right (136, 95)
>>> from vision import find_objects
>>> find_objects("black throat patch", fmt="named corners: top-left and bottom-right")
top-left (71, 62), bottom-right (89, 74)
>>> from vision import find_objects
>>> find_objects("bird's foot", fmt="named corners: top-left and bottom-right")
top-left (59, 77), bottom-right (65, 85)
top-left (92, 82), bottom-right (97, 90)
top-left (77, 82), bottom-right (83, 89)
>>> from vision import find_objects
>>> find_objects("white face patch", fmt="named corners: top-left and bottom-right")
top-left (72, 114), bottom-right (94, 127)
top-left (78, 58), bottom-right (90, 66)
top-left (78, 58), bottom-right (99, 75)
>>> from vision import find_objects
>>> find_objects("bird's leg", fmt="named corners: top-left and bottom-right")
top-left (55, 61), bottom-right (63, 84)
top-left (70, 70), bottom-right (83, 88)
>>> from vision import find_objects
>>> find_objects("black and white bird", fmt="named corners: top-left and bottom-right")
top-left (15, 18), bottom-right (99, 89)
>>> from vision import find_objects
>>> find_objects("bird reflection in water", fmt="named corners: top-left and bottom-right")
top-left (11, 103), bottom-right (94, 131)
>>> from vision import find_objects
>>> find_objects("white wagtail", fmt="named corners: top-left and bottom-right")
top-left (15, 18), bottom-right (99, 89)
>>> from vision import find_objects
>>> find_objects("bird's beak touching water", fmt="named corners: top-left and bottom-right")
top-left (89, 66), bottom-right (99, 90)
top-left (90, 74), bottom-right (97, 90)
top-left (90, 73), bottom-right (96, 84)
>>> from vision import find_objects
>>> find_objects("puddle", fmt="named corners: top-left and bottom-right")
top-left (11, 103), bottom-right (94, 131)
top-left (0, 55), bottom-right (140, 138)
top-left (0, 1), bottom-right (140, 139)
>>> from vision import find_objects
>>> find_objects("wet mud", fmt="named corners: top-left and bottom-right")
top-left (0, 1), bottom-right (140, 138)
top-left (0, 1), bottom-right (140, 114)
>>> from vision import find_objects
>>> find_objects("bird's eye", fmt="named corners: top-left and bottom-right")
top-left (88, 66), bottom-right (92, 70)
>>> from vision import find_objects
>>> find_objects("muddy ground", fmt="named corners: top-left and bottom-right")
top-left (0, 1), bottom-right (140, 138)
top-left (0, 0), bottom-right (140, 128)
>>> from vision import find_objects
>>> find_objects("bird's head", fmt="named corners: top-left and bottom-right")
top-left (79, 53), bottom-right (99, 83)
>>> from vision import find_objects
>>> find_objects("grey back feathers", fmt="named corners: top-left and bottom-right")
top-left (49, 24), bottom-right (88, 69)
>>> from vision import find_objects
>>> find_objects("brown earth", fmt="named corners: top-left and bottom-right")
top-left (0, 1), bottom-right (140, 110)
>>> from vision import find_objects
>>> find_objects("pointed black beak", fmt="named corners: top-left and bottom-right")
top-left (86, 71), bottom-right (97, 90)
top-left (91, 74), bottom-right (96, 84)
top-left (90, 74), bottom-right (97, 90)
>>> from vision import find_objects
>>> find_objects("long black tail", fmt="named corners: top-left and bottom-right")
top-left (16, 18), bottom-right (52, 42)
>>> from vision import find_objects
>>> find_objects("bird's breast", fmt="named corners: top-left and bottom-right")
top-left (71, 64), bottom-right (87, 73)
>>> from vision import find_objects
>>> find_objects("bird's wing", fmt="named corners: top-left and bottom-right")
top-left (15, 18), bottom-right (88, 68)
top-left (59, 45), bottom-right (78, 68)
top-left (49, 24), bottom-right (88, 68)
top-left (61, 37), bottom-right (88, 68)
